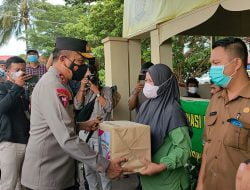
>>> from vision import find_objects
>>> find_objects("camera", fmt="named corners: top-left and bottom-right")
top-left (138, 74), bottom-right (146, 81)
top-left (26, 75), bottom-right (39, 84)
top-left (87, 74), bottom-right (98, 85)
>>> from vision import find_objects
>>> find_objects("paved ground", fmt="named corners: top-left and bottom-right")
top-left (78, 163), bottom-right (139, 190)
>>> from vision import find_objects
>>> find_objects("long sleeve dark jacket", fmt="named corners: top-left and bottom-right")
top-left (0, 81), bottom-right (30, 144)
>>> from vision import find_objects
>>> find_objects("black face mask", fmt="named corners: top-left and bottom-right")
top-left (68, 60), bottom-right (87, 81)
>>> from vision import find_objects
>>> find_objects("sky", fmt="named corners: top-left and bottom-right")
top-left (0, 0), bottom-right (65, 56)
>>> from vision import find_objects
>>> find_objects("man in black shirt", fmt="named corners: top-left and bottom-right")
top-left (0, 56), bottom-right (31, 190)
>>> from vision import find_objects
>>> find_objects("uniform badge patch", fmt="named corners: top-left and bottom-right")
top-left (243, 107), bottom-right (250, 113)
top-left (56, 88), bottom-right (71, 108)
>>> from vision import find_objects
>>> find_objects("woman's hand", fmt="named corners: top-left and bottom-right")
top-left (90, 82), bottom-right (100, 94)
top-left (140, 159), bottom-right (166, 176)
top-left (80, 77), bottom-right (89, 89)
top-left (89, 82), bottom-right (107, 107)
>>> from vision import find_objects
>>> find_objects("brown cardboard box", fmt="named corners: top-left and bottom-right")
top-left (99, 121), bottom-right (151, 174)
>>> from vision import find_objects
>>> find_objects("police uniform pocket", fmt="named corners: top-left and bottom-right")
top-left (224, 124), bottom-right (249, 151)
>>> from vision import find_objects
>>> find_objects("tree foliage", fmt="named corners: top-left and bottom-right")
top-left (172, 36), bottom-right (211, 82)
top-left (0, 0), bottom-right (32, 48)
top-left (27, 1), bottom-right (83, 55)
top-left (64, 0), bottom-right (96, 6)
top-left (63, 0), bottom-right (123, 67)
top-left (26, 0), bottom-right (124, 67)
top-left (24, 0), bottom-right (211, 82)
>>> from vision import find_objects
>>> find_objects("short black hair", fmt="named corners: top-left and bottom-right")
top-left (6, 56), bottom-right (26, 69)
top-left (141, 61), bottom-right (154, 70)
top-left (0, 60), bottom-right (6, 65)
top-left (27, 49), bottom-right (38, 55)
top-left (212, 37), bottom-right (248, 68)
top-left (186, 77), bottom-right (199, 87)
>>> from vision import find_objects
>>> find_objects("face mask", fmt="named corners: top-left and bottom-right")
top-left (143, 83), bottom-right (159, 99)
top-left (0, 68), bottom-right (6, 77)
top-left (27, 55), bottom-right (38, 63)
top-left (68, 60), bottom-right (87, 81)
top-left (209, 60), bottom-right (235, 88)
top-left (12, 70), bottom-right (24, 80)
top-left (188, 87), bottom-right (198, 94)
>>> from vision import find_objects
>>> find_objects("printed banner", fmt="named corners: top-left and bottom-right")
top-left (180, 98), bottom-right (209, 160)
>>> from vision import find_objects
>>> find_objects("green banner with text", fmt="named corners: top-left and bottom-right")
top-left (180, 98), bottom-right (209, 160)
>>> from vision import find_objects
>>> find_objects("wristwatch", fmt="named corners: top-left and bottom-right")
top-left (96, 93), bottom-right (101, 98)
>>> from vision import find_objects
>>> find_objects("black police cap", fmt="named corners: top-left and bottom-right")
top-left (56, 37), bottom-right (87, 52)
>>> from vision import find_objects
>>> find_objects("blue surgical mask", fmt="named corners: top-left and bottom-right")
top-left (0, 68), bottom-right (6, 78)
top-left (209, 61), bottom-right (235, 88)
top-left (27, 55), bottom-right (38, 63)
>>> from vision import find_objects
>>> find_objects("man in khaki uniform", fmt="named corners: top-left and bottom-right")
top-left (21, 37), bottom-right (127, 190)
top-left (196, 38), bottom-right (250, 190)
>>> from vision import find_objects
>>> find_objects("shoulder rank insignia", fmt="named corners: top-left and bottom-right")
top-left (56, 88), bottom-right (72, 108)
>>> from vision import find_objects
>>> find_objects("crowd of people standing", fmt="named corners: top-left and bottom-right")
top-left (0, 37), bottom-right (250, 190)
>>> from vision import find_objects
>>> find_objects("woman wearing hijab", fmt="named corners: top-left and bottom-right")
top-left (137, 64), bottom-right (191, 190)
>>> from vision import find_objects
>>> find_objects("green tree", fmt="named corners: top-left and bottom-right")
top-left (172, 36), bottom-right (211, 82)
top-left (63, 0), bottom-right (123, 67)
top-left (26, 0), bottom-right (211, 83)
top-left (64, 0), bottom-right (96, 6)
top-left (27, 1), bottom-right (84, 55)
top-left (27, 0), bottom-right (150, 68)
top-left (0, 0), bottom-right (32, 48)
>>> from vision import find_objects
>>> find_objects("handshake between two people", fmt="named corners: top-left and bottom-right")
top-left (77, 118), bottom-right (131, 180)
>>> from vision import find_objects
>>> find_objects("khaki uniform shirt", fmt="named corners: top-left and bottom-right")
top-left (21, 67), bottom-right (109, 190)
top-left (203, 81), bottom-right (250, 190)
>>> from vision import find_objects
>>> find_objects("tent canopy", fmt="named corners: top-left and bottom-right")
top-left (123, 0), bottom-right (250, 43)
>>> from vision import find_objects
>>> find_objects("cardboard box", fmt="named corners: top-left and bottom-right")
top-left (99, 121), bottom-right (151, 173)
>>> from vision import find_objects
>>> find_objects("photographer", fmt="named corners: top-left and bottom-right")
top-left (0, 60), bottom-right (7, 82)
top-left (0, 56), bottom-right (31, 190)
top-left (75, 64), bottom-right (113, 190)
top-left (128, 62), bottom-right (153, 113)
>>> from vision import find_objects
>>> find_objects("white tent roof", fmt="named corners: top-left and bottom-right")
top-left (123, 0), bottom-right (250, 43)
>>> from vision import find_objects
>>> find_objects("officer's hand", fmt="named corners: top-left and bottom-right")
top-left (236, 162), bottom-right (250, 190)
top-left (15, 74), bottom-right (32, 87)
top-left (107, 157), bottom-right (130, 180)
top-left (78, 119), bottom-right (100, 132)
